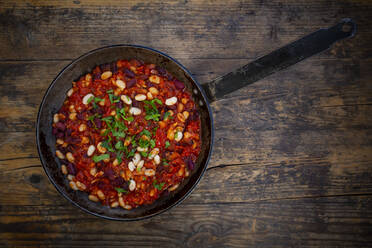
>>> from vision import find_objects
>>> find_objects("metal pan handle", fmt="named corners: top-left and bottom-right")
top-left (202, 18), bottom-right (357, 102)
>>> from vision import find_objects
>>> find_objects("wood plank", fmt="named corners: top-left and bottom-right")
top-left (0, 57), bottom-right (371, 132)
top-left (0, 0), bottom-right (371, 60)
top-left (1, 196), bottom-right (371, 247)
top-left (1, 143), bottom-right (371, 206)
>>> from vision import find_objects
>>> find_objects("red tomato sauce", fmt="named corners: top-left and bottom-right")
top-left (52, 59), bottom-right (201, 210)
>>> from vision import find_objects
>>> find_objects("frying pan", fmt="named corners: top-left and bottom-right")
top-left (36, 19), bottom-right (356, 220)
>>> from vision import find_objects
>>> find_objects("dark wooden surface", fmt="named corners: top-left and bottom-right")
top-left (1, 0), bottom-right (372, 247)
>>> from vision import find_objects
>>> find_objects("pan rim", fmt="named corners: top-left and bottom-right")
top-left (36, 44), bottom-right (214, 221)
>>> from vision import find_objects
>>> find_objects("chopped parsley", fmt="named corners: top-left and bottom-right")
top-left (165, 141), bottom-right (170, 148)
top-left (144, 99), bottom-right (162, 121)
top-left (140, 151), bottom-right (148, 157)
top-left (92, 154), bottom-right (110, 162)
top-left (115, 187), bottom-right (127, 194)
top-left (140, 129), bottom-right (152, 137)
top-left (153, 180), bottom-right (165, 190)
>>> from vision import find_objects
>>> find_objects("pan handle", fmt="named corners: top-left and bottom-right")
top-left (202, 18), bottom-right (356, 102)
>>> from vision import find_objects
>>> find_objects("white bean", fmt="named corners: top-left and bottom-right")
top-left (66, 152), bottom-right (75, 162)
top-left (129, 107), bottom-right (141, 115)
top-left (90, 167), bottom-right (97, 176)
top-left (111, 201), bottom-right (119, 208)
top-left (97, 142), bottom-right (107, 153)
top-left (175, 131), bottom-right (183, 142)
top-left (144, 169), bottom-right (155, 177)
top-left (123, 204), bottom-right (132, 210)
top-left (137, 146), bottom-right (148, 152)
top-left (137, 160), bottom-right (144, 171)
top-left (168, 183), bottom-right (179, 192)
top-left (101, 71), bottom-right (112, 80)
top-left (82, 93), bottom-right (94, 105)
top-left (69, 181), bottom-right (78, 190)
top-left (87, 145), bottom-right (95, 156)
top-left (121, 95), bottom-right (132, 105)
top-left (128, 161), bottom-right (135, 171)
top-left (129, 179), bottom-right (136, 191)
top-left (56, 139), bottom-right (64, 145)
top-left (115, 79), bottom-right (126, 90)
top-left (132, 153), bottom-right (141, 165)
top-left (165, 97), bottom-right (177, 106)
top-left (56, 150), bottom-right (65, 159)
top-left (149, 75), bottom-right (160, 84)
top-left (76, 181), bottom-right (86, 190)
top-left (79, 123), bottom-right (87, 132)
top-left (135, 94), bottom-right (147, 101)
top-left (67, 88), bottom-right (74, 97)
top-left (97, 190), bottom-right (105, 200)
top-left (149, 87), bottom-right (159, 95)
top-left (148, 148), bottom-right (159, 159)
top-left (154, 155), bottom-right (161, 165)
top-left (61, 164), bottom-right (68, 175)
top-left (88, 194), bottom-right (99, 202)
top-left (53, 114), bottom-right (59, 123)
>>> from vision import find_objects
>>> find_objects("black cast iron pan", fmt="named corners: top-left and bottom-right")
top-left (37, 19), bottom-right (356, 220)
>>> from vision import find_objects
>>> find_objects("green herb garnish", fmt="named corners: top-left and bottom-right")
top-left (87, 95), bottom-right (94, 104)
top-left (153, 180), bottom-right (165, 190)
top-left (140, 129), bottom-right (152, 137)
top-left (165, 141), bottom-right (170, 148)
top-left (92, 154), bottom-right (110, 162)
top-left (140, 151), bottom-right (148, 157)
top-left (150, 139), bottom-right (156, 148)
top-left (115, 187), bottom-right (127, 194)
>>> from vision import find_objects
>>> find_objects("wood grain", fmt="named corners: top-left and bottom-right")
top-left (1, 196), bottom-right (372, 247)
top-left (1, 0), bottom-right (372, 247)
top-left (0, 0), bottom-right (371, 60)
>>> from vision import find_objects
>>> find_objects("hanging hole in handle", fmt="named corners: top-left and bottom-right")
top-left (339, 18), bottom-right (356, 38)
top-left (342, 23), bottom-right (352, 33)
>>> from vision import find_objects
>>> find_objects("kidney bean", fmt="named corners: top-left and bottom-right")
top-left (65, 136), bottom-right (73, 143)
top-left (104, 168), bottom-right (115, 180)
top-left (100, 63), bottom-right (111, 71)
top-left (138, 74), bottom-right (149, 80)
top-left (97, 108), bottom-right (104, 115)
top-left (123, 68), bottom-right (135, 78)
top-left (126, 78), bottom-right (136, 88)
top-left (146, 80), bottom-right (154, 88)
top-left (67, 163), bottom-right (76, 175)
top-left (56, 122), bottom-right (66, 131)
top-left (132, 100), bottom-right (139, 107)
top-left (110, 62), bottom-right (118, 73)
top-left (66, 144), bottom-right (74, 153)
top-left (113, 177), bottom-right (124, 187)
top-left (187, 159), bottom-right (195, 170)
top-left (116, 101), bottom-right (123, 109)
top-left (52, 127), bottom-right (58, 135)
top-left (174, 79), bottom-right (185, 90)
top-left (87, 121), bottom-right (93, 128)
top-left (160, 190), bottom-right (170, 197)
top-left (77, 112), bottom-right (84, 120)
top-left (66, 129), bottom-right (72, 137)
top-left (94, 119), bottom-right (102, 129)
top-left (189, 110), bottom-right (199, 121)
top-left (165, 73), bottom-right (174, 81)
top-left (56, 132), bottom-right (64, 138)
top-left (155, 66), bottom-right (166, 75)
top-left (93, 73), bottom-right (101, 80)
top-left (166, 104), bottom-right (176, 110)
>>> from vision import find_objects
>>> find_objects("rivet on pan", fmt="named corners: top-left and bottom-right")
top-left (199, 100), bottom-right (204, 106)
top-left (193, 89), bottom-right (198, 94)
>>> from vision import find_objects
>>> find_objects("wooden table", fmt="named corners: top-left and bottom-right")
top-left (1, 1), bottom-right (372, 247)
